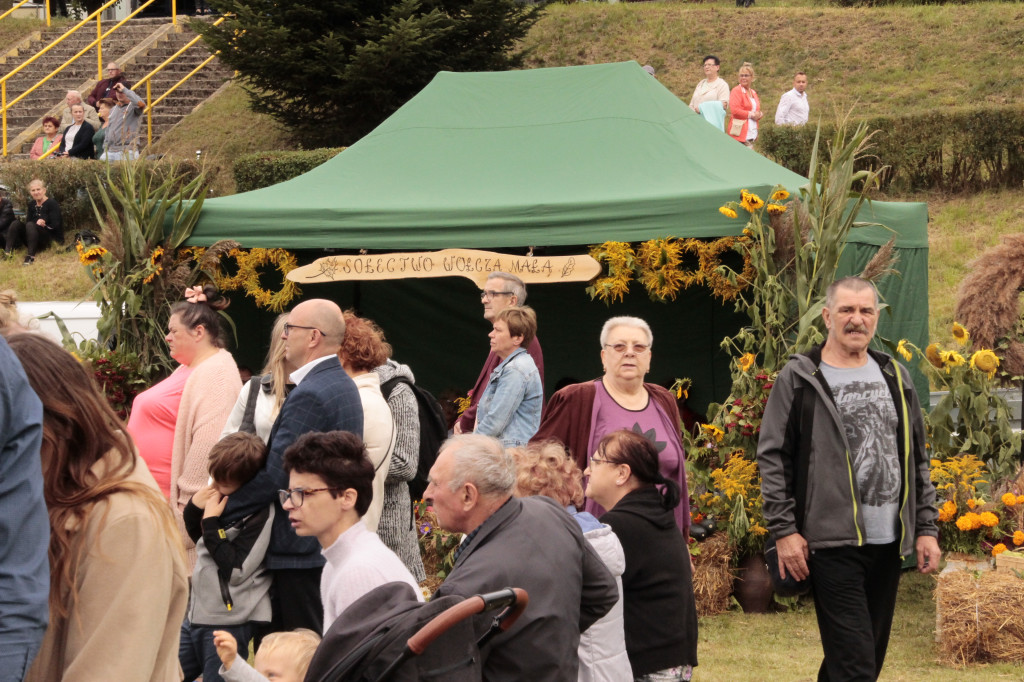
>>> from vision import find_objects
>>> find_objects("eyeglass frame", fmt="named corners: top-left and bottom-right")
top-left (588, 455), bottom-right (616, 468)
top-left (602, 342), bottom-right (651, 355)
top-left (479, 289), bottom-right (514, 301)
top-left (282, 323), bottom-right (322, 338)
top-left (278, 487), bottom-right (338, 508)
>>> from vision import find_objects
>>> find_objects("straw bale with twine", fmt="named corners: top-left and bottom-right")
top-left (692, 533), bottom-right (733, 617)
top-left (935, 570), bottom-right (1024, 665)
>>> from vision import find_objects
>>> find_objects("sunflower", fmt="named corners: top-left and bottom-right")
top-left (737, 352), bottom-right (756, 372)
top-left (770, 189), bottom-right (790, 202)
top-left (951, 322), bottom-right (969, 347)
top-left (940, 350), bottom-right (965, 373)
top-left (741, 192), bottom-right (765, 213)
top-left (150, 245), bottom-right (165, 266)
top-left (969, 349), bottom-right (999, 379)
top-left (896, 339), bottom-right (912, 362)
top-left (925, 343), bottom-right (943, 368)
top-left (766, 203), bottom-right (787, 215)
top-left (719, 206), bottom-right (738, 219)
top-left (700, 423), bottom-right (725, 443)
top-left (79, 246), bottom-right (108, 265)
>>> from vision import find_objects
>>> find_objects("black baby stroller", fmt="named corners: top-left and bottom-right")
top-left (304, 582), bottom-right (529, 682)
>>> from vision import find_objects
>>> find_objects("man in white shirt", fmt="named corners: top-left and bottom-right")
top-left (775, 72), bottom-right (810, 126)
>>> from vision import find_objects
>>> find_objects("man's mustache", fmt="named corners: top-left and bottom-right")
top-left (844, 323), bottom-right (868, 334)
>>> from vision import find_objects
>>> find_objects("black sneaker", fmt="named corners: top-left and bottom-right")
top-left (22, 255), bottom-right (34, 265)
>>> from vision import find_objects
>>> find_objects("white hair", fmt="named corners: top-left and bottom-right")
top-left (487, 272), bottom-right (527, 304)
top-left (442, 434), bottom-right (516, 498)
top-left (600, 316), bottom-right (653, 348)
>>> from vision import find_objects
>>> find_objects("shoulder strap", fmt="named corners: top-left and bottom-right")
top-left (238, 376), bottom-right (262, 435)
top-left (379, 375), bottom-right (410, 401)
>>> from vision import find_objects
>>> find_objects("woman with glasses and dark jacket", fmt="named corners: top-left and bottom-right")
top-left (531, 315), bottom-right (691, 533)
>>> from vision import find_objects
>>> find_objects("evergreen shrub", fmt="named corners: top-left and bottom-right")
top-left (232, 148), bottom-right (344, 193)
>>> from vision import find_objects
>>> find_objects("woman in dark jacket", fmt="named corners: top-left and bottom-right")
top-left (5, 179), bottom-right (62, 265)
top-left (586, 429), bottom-right (698, 681)
top-left (55, 104), bottom-right (95, 160)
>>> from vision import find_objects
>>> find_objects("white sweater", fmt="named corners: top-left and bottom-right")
top-left (353, 373), bottom-right (396, 532)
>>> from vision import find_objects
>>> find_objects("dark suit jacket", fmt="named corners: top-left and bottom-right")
top-left (434, 496), bottom-right (618, 681)
top-left (223, 356), bottom-right (363, 570)
top-left (56, 121), bottom-right (96, 160)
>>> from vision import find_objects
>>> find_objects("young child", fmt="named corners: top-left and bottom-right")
top-left (213, 628), bottom-right (320, 682)
top-left (180, 432), bottom-right (276, 682)
top-left (281, 430), bottom-right (423, 631)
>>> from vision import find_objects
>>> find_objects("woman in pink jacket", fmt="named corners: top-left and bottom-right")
top-left (727, 62), bottom-right (763, 147)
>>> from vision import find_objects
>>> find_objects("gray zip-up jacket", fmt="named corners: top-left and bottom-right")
top-left (758, 345), bottom-right (938, 558)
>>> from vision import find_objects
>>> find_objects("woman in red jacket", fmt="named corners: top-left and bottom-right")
top-left (728, 62), bottom-right (763, 147)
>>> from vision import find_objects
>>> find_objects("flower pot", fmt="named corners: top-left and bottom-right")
top-left (733, 552), bottom-right (773, 613)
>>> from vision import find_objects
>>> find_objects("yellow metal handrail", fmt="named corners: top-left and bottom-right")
top-left (138, 16), bottom-right (225, 147)
top-left (0, 0), bottom-right (50, 26)
top-left (0, 0), bottom-right (164, 156)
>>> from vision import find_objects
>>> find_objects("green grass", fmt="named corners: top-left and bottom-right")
top-left (0, 247), bottom-right (91, 301)
top-left (522, 2), bottom-right (1024, 120)
top-left (150, 82), bottom-right (297, 197)
top-left (697, 572), bottom-right (1022, 680)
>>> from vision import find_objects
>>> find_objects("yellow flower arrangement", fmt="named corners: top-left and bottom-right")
top-left (978, 511), bottom-right (1000, 527)
top-left (1002, 493), bottom-right (1018, 507)
top-left (637, 238), bottom-right (687, 301)
top-left (215, 248), bottom-right (301, 312)
top-left (896, 339), bottom-right (912, 362)
top-left (969, 349), bottom-right (1000, 379)
top-left (925, 343), bottom-right (944, 369)
top-left (951, 322), bottom-right (969, 347)
top-left (1014, 530), bottom-right (1024, 546)
top-left (938, 500), bottom-right (957, 522)
top-left (587, 241), bottom-right (635, 304)
top-left (737, 353), bottom-right (756, 372)
top-left (992, 543), bottom-right (1007, 556)
top-left (719, 206), bottom-right (738, 219)
top-left (770, 189), bottom-right (790, 202)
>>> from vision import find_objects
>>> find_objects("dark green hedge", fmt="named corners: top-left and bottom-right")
top-left (0, 159), bottom-right (201, 234)
top-left (758, 106), bottom-right (1024, 193)
top-left (232, 148), bottom-right (345, 193)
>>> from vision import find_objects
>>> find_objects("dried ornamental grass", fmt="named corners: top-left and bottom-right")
top-left (935, 570), bottom-right (1024, 666)
top-left (692, 532), bottom-right (733, 617)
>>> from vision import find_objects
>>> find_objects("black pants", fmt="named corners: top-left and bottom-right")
top-left (6, 221), bottom-right (54, 257)
top-left (253, 566), bottom-right (324, 651)
top-left (809, 541), bottom-right (902, 682)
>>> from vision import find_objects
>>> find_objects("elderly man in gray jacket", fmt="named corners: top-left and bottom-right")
top-left (758, 276), bottom-right (940, 682)
top-left (101, 82), bottom-right (145, 161)
top-left (426, 434), bottom-right (618, 681)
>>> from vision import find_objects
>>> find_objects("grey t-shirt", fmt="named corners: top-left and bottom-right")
top-left (820, 357), bottom-right (900, 544)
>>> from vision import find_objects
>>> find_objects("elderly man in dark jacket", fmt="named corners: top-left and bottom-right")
top-left (87, 62), bottom-right (130, 107)
top-left (427, 434), bottom-right (618, 681)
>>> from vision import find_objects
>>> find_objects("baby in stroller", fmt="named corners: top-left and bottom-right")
top-left (213, 628), bottom-right (320, 682)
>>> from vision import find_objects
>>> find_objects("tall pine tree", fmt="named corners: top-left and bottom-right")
top-left (197, 0), bottom-right (544, 146)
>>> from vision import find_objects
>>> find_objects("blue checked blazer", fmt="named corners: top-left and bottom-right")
top-left (223, 356), bottom-right (363, 570)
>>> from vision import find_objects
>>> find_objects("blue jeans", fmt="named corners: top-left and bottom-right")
top-left (179, 618), bottom-right (253, 682)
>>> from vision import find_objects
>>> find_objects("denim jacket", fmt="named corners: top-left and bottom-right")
top-left (475, 347), bottom-right (543, 447)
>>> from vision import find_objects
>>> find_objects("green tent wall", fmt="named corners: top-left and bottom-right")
top-left (189, 62), bottom-right (929, 407)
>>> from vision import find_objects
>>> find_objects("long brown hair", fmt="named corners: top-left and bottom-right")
top-left (6, 333), bottom-right (183, 617)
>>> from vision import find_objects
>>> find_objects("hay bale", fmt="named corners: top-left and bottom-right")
top-left (693, 532), bottom-right (733, 617)
top-left (935, 570), bottom-right (1024, 665)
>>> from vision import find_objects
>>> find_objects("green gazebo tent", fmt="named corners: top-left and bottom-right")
top-left (188, 62), bottom-right (929, 407)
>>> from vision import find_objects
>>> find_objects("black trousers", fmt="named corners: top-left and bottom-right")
top-left (5, 221), bottom-right (55, 257)
top-left (253, 566), bottom-right (324, 651)
top-left (809, 541), bottom-right (902, 682)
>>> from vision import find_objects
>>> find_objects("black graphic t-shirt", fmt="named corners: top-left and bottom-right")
top-left (820, 358), bottom-right (899, 544)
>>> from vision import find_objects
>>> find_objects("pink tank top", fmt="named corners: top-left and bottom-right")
top-left (126, 365), bottom-right (192, 498)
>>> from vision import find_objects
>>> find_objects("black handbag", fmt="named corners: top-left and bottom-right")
top-left (764, 535), bottom-right (810, 597)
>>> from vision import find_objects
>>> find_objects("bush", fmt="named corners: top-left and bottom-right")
top-left (232, 148), bottom-right (344, 193)
top-left (0, 159), bottom-right (201, 235)
top-left (759, 106), bottom-right (1024, 193)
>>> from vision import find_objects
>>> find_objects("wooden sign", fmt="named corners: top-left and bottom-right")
top-left (287, 248), bottom-right (603, 287)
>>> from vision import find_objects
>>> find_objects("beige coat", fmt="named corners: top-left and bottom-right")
top-left (26, 453), bottom-right (189, 682)
top-left (169, 348), bottom-right (241, 567)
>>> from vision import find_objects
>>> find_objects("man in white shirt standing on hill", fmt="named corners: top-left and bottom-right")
top-left (775, 72), bottom-right (810, 126)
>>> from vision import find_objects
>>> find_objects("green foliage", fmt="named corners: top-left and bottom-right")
top-left (82, 159), bottom-right (217, 376)
top-left (232, 148), bottom-right (345, 193)
top-left (0, 160), bottom-right (201, 235)
top-left (195, 0), bottom-right (544, 147)
top-left (759, 106), bottom-right (1024, 194)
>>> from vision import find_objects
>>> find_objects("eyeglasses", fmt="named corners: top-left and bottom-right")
top-left (589, 455), bottom-right (614, 468)
top-left (480, 290), bottom-right (514, 301)
top-left (603, 343), bottom-right (651, 355)
top-left (278, 487), bottom-right (337, 508)
top-left (282, 323), bottom-right (321, 337)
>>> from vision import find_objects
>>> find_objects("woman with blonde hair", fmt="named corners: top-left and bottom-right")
top-left (8, 333), bottom-right (188, 681)
top-left (727, 62), bottom-right (763, 147)
top-left (511, 441), bottom-right (631, 682)
top-left (220, 313), bottom-right (293, 443)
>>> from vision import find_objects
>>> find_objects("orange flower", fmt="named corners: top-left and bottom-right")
top-left (938, 500), bottom-right (957, 523)
top-left (1017, 494), bottom-right (1024, 505)
top-left (1014, 530), bottom-right (1024, 546)
top-left (967, 498), bottom-right (978, 510)
top-left (992, 543), bottom-right (1007, 556)
top-left (956, 513), bottom-right (980, 531)
top-left (1002, 492), bottom-right (1018, 507)
top-left (979, 511), bottom-right (999, 527)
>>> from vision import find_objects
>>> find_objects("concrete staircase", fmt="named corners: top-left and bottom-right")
top-left (0, 16), bottom-right (231, 158)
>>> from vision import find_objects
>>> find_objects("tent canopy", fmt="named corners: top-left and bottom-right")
top-left (189, 62), bottom-right (925, 250)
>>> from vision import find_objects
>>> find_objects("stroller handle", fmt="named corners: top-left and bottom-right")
top-left (407, 587), bottom-right (528, 655)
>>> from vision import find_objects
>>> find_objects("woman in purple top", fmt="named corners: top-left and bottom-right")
top-left (531, 316), bottom-right (691, 535)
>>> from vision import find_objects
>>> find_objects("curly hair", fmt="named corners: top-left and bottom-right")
top-left (339, 310), bottom-right (392, 372)
top-left (169, 284), bottom-right (231, 348)
top-left (42, 116), bottom-right (60, 129)
top-left (510, 441), bottom-right (584, 508)
top-left (284, 431), bottom-right (374, 516)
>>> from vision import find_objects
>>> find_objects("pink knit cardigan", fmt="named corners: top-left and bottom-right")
top-left (169, 348), bottom-right (241, 568)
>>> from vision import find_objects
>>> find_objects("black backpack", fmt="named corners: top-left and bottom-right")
top-left (380, 376), bottom-right (449, 501)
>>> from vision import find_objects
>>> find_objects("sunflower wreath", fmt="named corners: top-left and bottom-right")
top-left (215, 248), bottom-right (301, 312)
